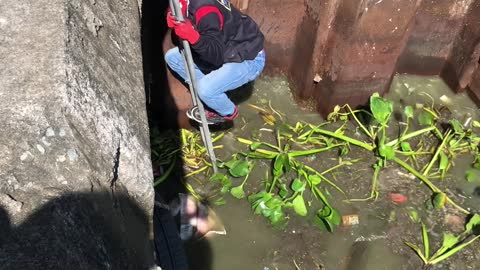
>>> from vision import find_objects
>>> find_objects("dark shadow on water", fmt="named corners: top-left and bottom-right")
top-left (183, 238), bottom-right (213, 270)
top-left (227, 81), bottom-right (255, 105)
top-left (140, 0), bottom-right (213, 269)
top-left (0, 192), bottom-right (154, 270)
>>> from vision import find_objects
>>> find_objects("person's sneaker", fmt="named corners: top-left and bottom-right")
top-left (186, 106), bottom-right (238, 125)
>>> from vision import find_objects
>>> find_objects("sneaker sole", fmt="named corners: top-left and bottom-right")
top-left (186, 107), bottom-right (216, 125)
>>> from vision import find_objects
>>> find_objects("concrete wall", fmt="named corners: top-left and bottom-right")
top-left (0, 0), bottom-right (155, 268)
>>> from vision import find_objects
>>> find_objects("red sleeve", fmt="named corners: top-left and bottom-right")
top-left (191, 8), bottom-right (225, 67)
top-left (195, 6), bottom-right (224, 30)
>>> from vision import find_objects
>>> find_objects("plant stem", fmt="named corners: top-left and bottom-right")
top-left (423, 130), bottom-right (452, 176)
top-left (320, 159), bottom-right (360, 175)
top-left (289, 143), bottom-right (344, 157)
top-left (240, 169), bottom-right (252, 187)
top-left (393, 157), bottom-right (440, 192)
top-left (269, 175), bottom-right (279, 193)
top-left (298, 129), bottom-right (314, 140)
top-left (284, 191), bottom-right (299, 202)
top-left (370, 164), bottom-right (381, 199)
top-left (393, 157), bottom-right (470, 215)
top-left (345, 104), bottom-right (374, 139)
top-left (237, 137), bottom-right (281, 151)
top-left (313, 186), bottom-right (332, 208)
top-left (255, 148), bottom-right (279, 156)
top-left (348, 162), bottom-right (380, 201)
top-left (386, 126), bottom-right (436, 147)
top-left (276, 129), bottom-right (282, 149)
top-left (181, 129), bottom-right (187, 146)
top-left (303, 165), bottom-right (346, 196)
top-left (212, 132), bottom-right (225, 143)
top-left (428, 234), bottom-right (480, 265)
top-left (184, 165), bottom-right (208, 178)
top-left (153, 156), bottom-right (177, 186)
top-left (312, 128), bottom-right (374, 151)
top-left (401, 118), bottom-right (411, 138)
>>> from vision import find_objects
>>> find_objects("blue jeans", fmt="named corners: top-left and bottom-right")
top-left (165, 47), bottom-right (266, 116)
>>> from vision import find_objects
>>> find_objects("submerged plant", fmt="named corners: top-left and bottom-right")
top-left (404, 214), bottom-right (480, 266)
top-left (191, 120), bottom-right (350, 230)
top-left (169, 91), bottom-right (480, 246)
top-left (150, 128), bottom-right (180, 186)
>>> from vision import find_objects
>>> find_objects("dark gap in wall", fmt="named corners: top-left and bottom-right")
top-left (140, 1), bottom-right (213, 269)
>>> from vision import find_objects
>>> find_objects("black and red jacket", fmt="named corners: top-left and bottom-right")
top-left (177, 0), bottom-right (264, 74)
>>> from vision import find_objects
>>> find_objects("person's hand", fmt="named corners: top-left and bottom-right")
top-left (174, 19), bottom-right (200, 44)
top-left (166, 11), bottom-right (176, 28)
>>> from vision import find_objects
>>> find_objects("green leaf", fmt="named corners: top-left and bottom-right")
top-left (291, 178), bottom-right (306, 192)
top-left (284, 154), bottom-right (292, 172)
top-left (279, 184), bottom-right (289, 198)
top-left (214, 197), bottom-right (226, 206)
top-left (248, 191), bottom-right (267, 203)
top-left (404, 106), bottom-right (414, 119)
top-left (308, 175), bottom-right (322, 185)
top-left (449, 119), bottom-right (464, 134)
top-left (379, 144), bottom-right (395, 160)
top-left (429, 235), bottom-right (480, 265)
top-left (261, 207), bottom-right (273, 217)
top-left (437, 233), bottom-right (459, 255)
top-left (421, 222), bottom-right (430, 260)
top-left (340, 145), bottom-right (350, 157)
top-left (327, 105), bottom-right (341, 121)
top-left (292, 195), bottom-right (308, 216)
top-left (250, 142), bottom-right (263, 150)
top-left (269, 207), bottom-right (286, 225)
top-left (209, 173), bottom-right (228, 182)
top-left (449, 138), bottom-right (458, 147)
top-left (265, 196), bottom-right (283, 209)
top-left (220, 183), bottom-right (232, 194)
top-left (228, 161), bottom-right (251, 177)
top-left (209, 173), bottom-right (232, 194)
top-left (230, 185), bottom-right (245, 199)
top-left (439, 152), bottom-right (448, 171)
top-left (317, 206), bottom-right (341, 232)
top-left (473, 160), bottom-right (480, 170)
top-left (273, 154), bottom-right (288, 177)
top-left (473, 120), bottom-right (480, 128)
top-left (418, 111), bottom-right (434, 126)
top-left (313, 215), bottom-right (329, 231)
top-left (404, 241), bottom-right (428, 264)
top-left (465, 168), bottom-right (480, 182)
top-left (279, 188), bottom-right (288, 199)
top-left (401, 142), bottom-right (413, 152)
top-left (466, 214), bottom-right (480, 232)
top-left (370, 93), bottom-right (393, 125)
top-left (408, 210), bottom-right (419, 223)
top-left (224, 159), bottom-right (238, 169)
top-left (433, 192), bottom-right (447, 209)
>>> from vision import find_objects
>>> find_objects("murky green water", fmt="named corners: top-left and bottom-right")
top-left (186, 74), bottom-right (480, 270)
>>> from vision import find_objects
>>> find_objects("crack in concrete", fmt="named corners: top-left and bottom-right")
top-left (5, 193), bottom-right (23, 206)
top-left (110, 143), bottom-right (121, 209)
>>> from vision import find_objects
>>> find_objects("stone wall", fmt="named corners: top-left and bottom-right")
top-left (0, 0), bottom-right (155, 268)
